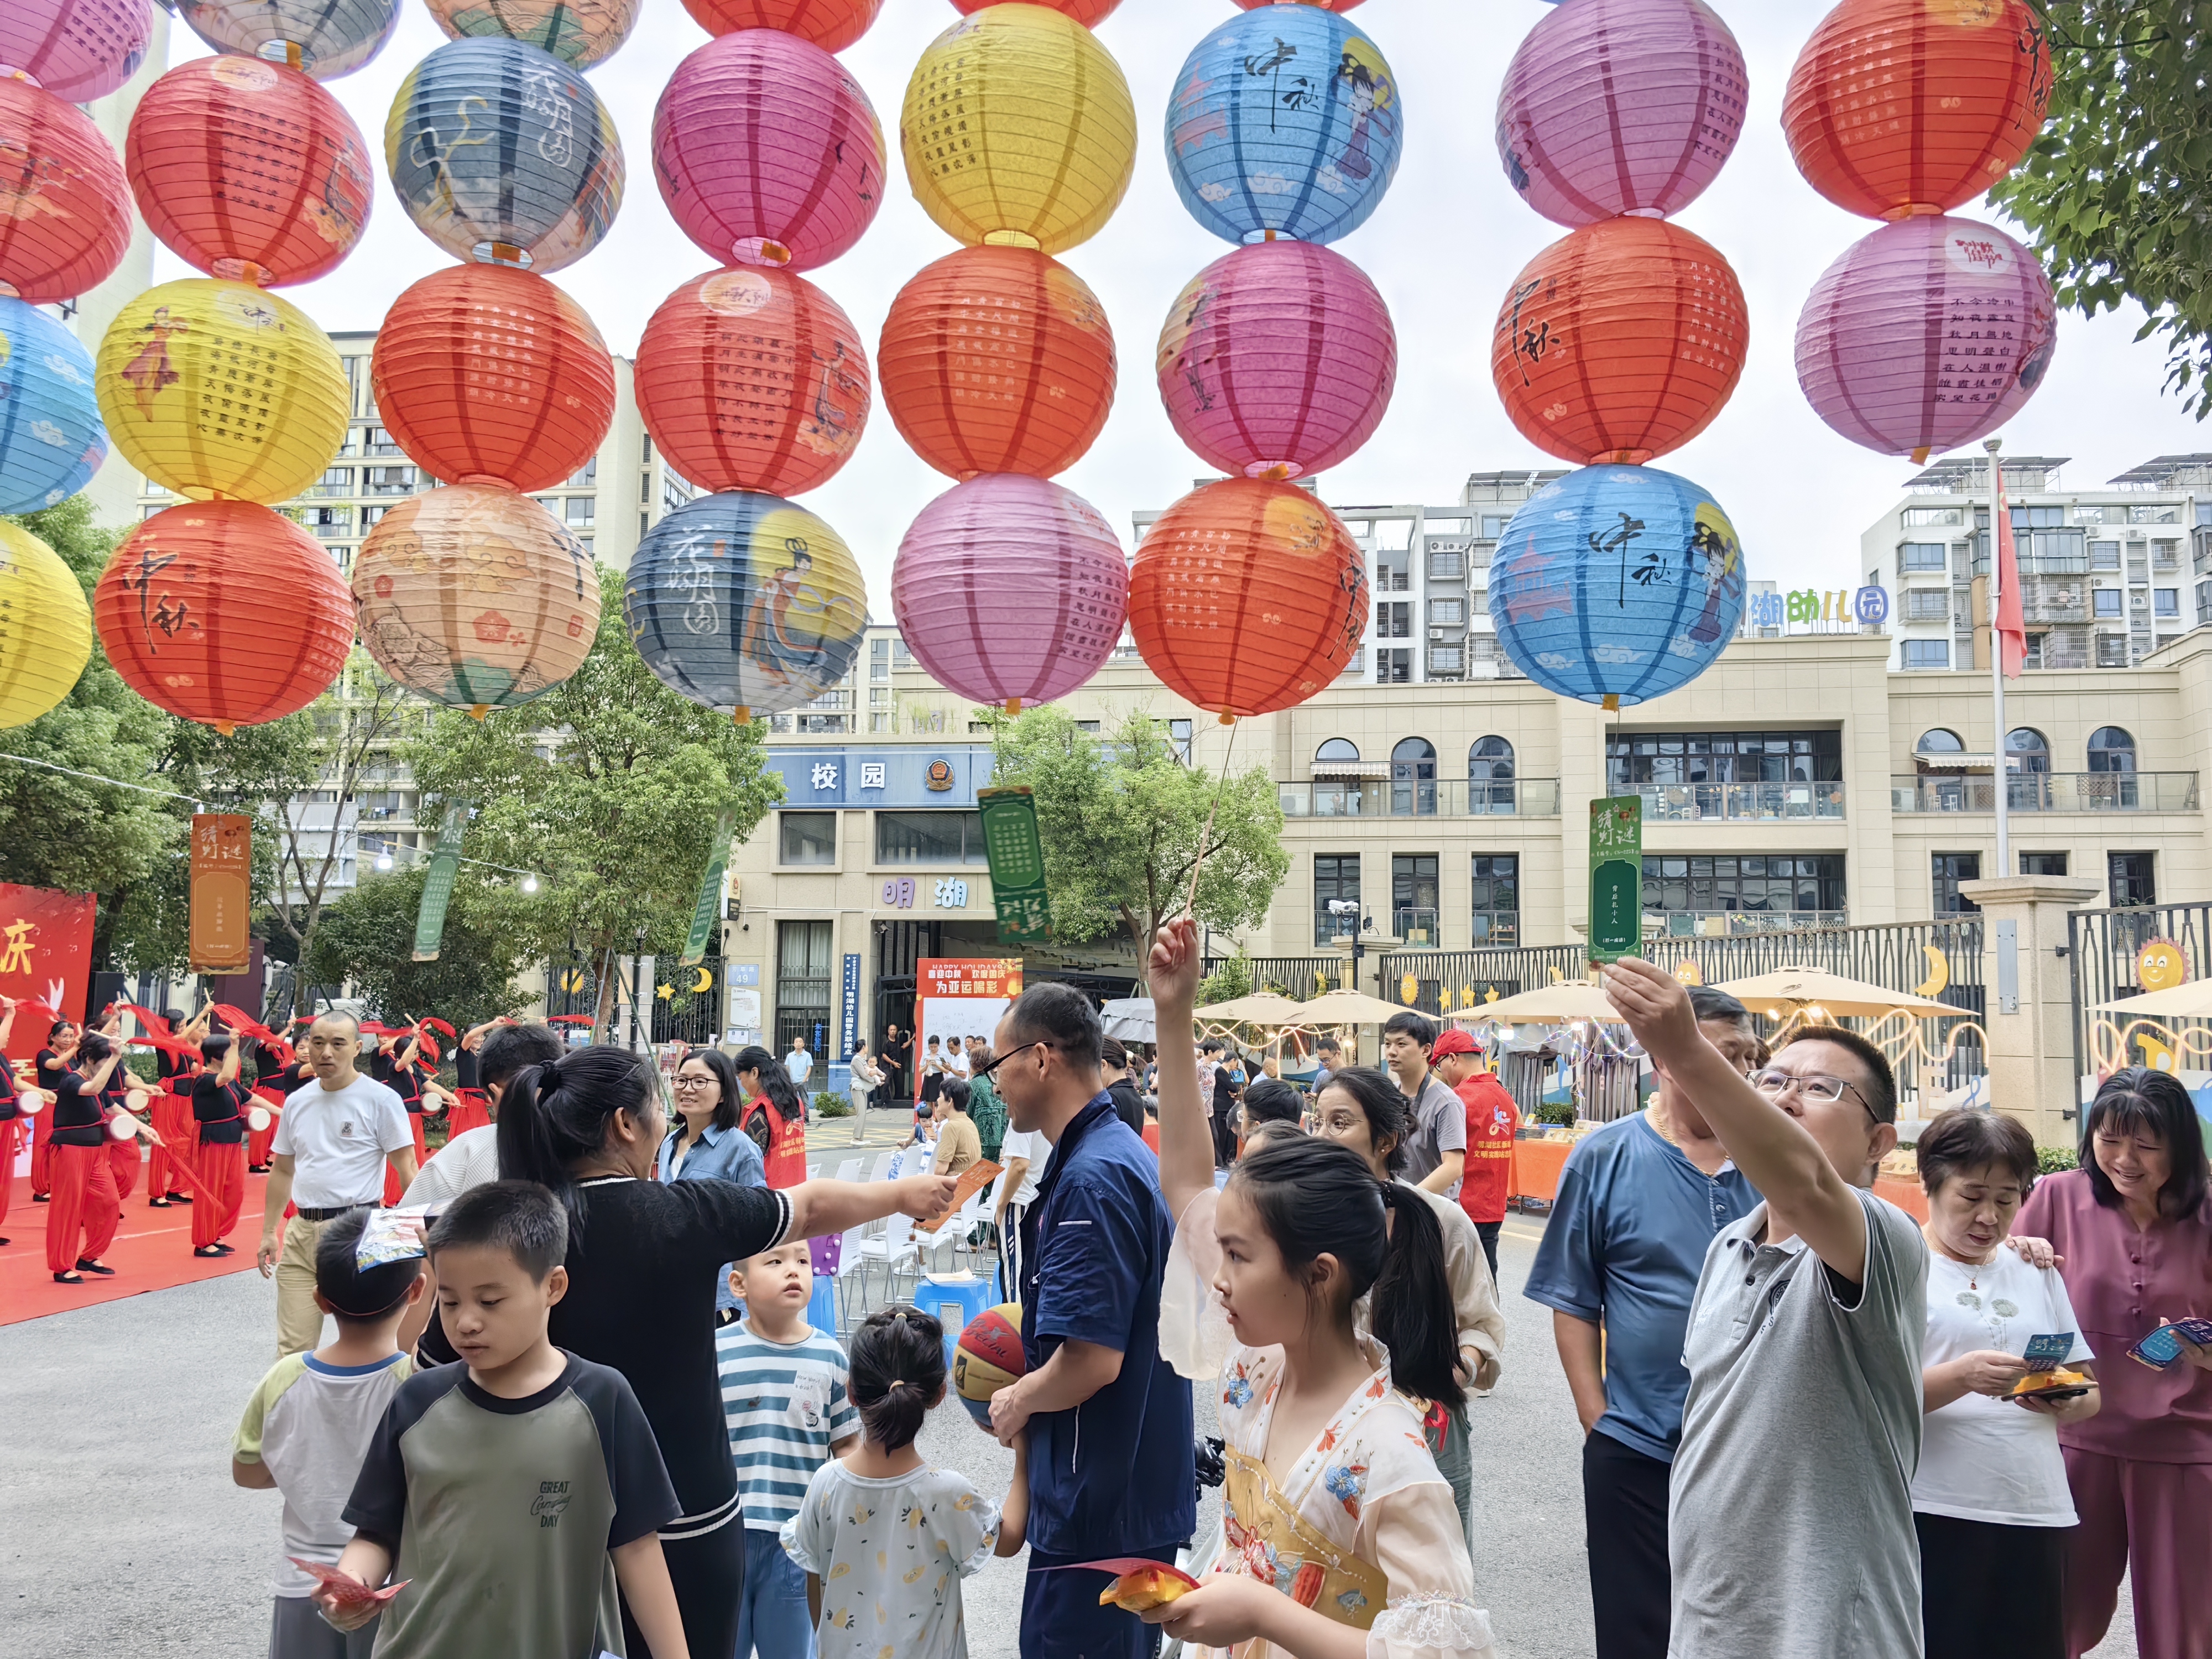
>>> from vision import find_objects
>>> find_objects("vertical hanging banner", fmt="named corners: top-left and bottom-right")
top-left (411, 799), bottom-right (469, 963)
top-left (189, 813), bottom-right (254, 974)
top-left (681, 807), bottom-right (737, 968)
top-left (977, 785), bottom-right (1051, 945)
top-left (839, 952), bottom-right (861, 1063)
top-left (1587, 796), bottom-right (1643, 964)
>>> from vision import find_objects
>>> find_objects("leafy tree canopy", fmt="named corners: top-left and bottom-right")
top-left (306, 864), bottom-right (533, 1031)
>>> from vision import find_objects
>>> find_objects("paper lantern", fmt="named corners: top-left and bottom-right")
top-left (94, 278), bottom-right (350, 505)
top-left (1234, 0), bottom-right (1364, 8)
top-left (371, 264), bottom-right (614, 495)
top-left (654, 30), bottom-right (884, 272)
top-left (0, 520), bottom-right (91, 728)
top-left (623, 491), bottom-right (867, 721)
top-left (951, 0), bottom-right (1119, 23)
top-left (1783, 0), bottom-right (2051, 220)
top-left (1496, 0), bottom-right (1747, 227)
top-left (680, 0), bottom-right (881, 53)
top-left (1491, 218), bottom-right (1746, 467)
top-left (93, 501), bottom-right (352, 731)
top-left (1796, 214), bottom-right (2055, 462)
top-left (127, 56), bottom-right (373, 288)
top-left (635, 267), bottom-right (870, 498)
top-left (891, 474), bottom-right (1125, 710)
top-left (424, 0), bottom-right (638, 69)
top-left (879, 246), bottom-right (1114, 481)
top-left (1157, 239), bottom-right (1394, 481)
top-left (0, 80), bottom-right (132, 304)
top-left (177, 0), bottom-right (401, 80)
top-left (0, 0), bottom-right (151, 103)
top-left (353, 484), bottom-right (601, 712)
top-left (1166, 6), bottom-right (1401, 247)
top-left (902, 6), bottom-right (1137, 255)
top-left (1126, 477), bottom-right (1366, 720)
top-left (1487, 463), bottom-right (1744, 708)
top-left (0, 296), bottom-right (106, 514)
top-left (385, 37), bottom-right (624, 274)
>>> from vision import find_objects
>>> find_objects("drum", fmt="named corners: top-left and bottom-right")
top-left (246, 1104), bottom-right (272, 1133)
top-left (107, 1110), bottom-right (137, 1140)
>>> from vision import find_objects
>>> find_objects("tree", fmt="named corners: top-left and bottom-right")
top-left (306, 865), bottom-right (533, 1030)
top-left (987, 706), bottom-right (1288, 964)
top-left (1991, 4), bottom-right (2212, 414)
top-left (408, 573), bottom-right (784, 1034)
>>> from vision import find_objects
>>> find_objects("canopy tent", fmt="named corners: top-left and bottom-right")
top-left (2095, 982), bottom-right (2212, 1020)
top-left (1450, 982), bottom-right (1625, 1024)
top-left (1099, 998), bottom-right (1157, 1041)
top-left (1712, 966), bottom-right (1963, 1020)
top-left (1193, 991), bottom-right (1313, 1027)
top-left (1296, 988), bottom-right (1418, 1026)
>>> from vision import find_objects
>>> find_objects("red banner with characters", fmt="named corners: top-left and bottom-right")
top-left (0, 882), bottom-right (96, 1062)
top-left (914, 958), bottom-right (1024, 1099)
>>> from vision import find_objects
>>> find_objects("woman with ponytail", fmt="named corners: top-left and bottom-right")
top-left (733, 1044), bottom-right (809, 1189)
top-left (495, 1045), bottom-right (958, 1659)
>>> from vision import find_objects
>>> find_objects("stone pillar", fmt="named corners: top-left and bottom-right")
top-left (1955, 875), bottom-right (2104, 1146)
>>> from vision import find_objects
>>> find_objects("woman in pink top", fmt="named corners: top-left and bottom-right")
top-left (2015, 1068), bottom-right (2211, 1659)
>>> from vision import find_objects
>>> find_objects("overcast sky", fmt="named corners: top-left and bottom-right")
top-left (161, 0), bottom-right (2212, 603)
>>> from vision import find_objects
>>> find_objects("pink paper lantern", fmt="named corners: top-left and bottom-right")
top-left (891, 474), bottom-right (1127, 711)
top-left (653, 29), bottom-right (885, 273)
top-left (1157, 241), bottom-right (1396, 482)
top-left (1496, 0), bottom-right (1747, 227)
top-left (1, 0), bottom-right (152, 102)
top-left (1796, 214), bottom-right (2057, 462)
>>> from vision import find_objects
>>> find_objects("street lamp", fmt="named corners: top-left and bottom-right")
top-left (374, 847), bottom-right (393, 872)
top-left (630, 924), bottom-right (648, 1053)
top-left (520, 874), bottom-right (539, 894)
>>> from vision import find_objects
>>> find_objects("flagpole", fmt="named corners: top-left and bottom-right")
top-left (1985, 436), bottom-right (2011, 879)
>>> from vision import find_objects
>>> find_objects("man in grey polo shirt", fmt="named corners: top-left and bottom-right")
top-left (1603, 958), bottom-right (1924, 1659)
top-left (1384, 1010), bottom-right (1467, 1199)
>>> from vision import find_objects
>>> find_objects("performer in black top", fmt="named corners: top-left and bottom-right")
top-left (46, 1032), bottom-right (124, 1284)
top-left (30, 1019), bottom-right (76, 1201)
top-left (379, 1028), bottom-right (429, 1206)
top-left (191, 1034), bottom-right (252, 1258)
top-left (147, 1007), bottom-right (204, 1208)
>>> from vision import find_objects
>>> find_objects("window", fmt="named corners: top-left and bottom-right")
top-left (1905, 588), bottom-right (1950, 621)
top-left (2130, 505), bottom-right (2178, 525)
top-left (1427, 548), bottom-right (1465, 580)
top-left (1640, 854), bottom-right (1846, 916)
top-left (568, 458), bottom-right (598, 488)
top-left (1917, 729), bottom-right (1966, 759)
top-left (1392, 853), bottom-right (1439, 945)
top-left (774, 920), bottom-right (833, 1057)
top-left (1427, 597), bottom-right (1465, 627)
top-left (875, 810), bottom-right (985, 865)
top-left (1375, 648), bottom-right (1412, 684)
top-left (1314, 854), bottom-right (1360, 946)
top-left (2074, 505), bottom-right (2112, 524)
top-left (2087, 727), bottom-right (2136, 773)
top-left (870, 637), bottom-right (891, 680)
top-left (2096, 633), bottom-right (2130, 667)
top-left (1392, 738), bottom-right (1437, 815)
top-left (1427, 645), bottom-right (1464, 675)
top-left (1468, 735), bottom-right (1516, 812)
top-left (1903, 640), bottom-right (1951, 669)
top-left (2090, 541), bottom-right (2121, 570)
top-left (2155, 588), bottom-right (2180, 617)
top-left (1479, 514), bottom-right (1512, 539)
top-left (2005, 728), bottom-right (2049, 774)
top-left (2110, 852), bottom-right (2156, 907)
top-left (1470, 854), bottom-right (1518, 946)
top-left (1609, 730), bottom-right (1840, 787)
top-left (1316, 738), bottom-right (1360, 764)
top-left (2093, 588), bottom-right (2123, 618)
top-left (2019, 852), bottom-right (2068, 877)
top-left (1168, 717), bottom-right (1193, 762)
top-left (1899, 542), bottom-right (1949, 572)
top-left (1933, 853), bottom-right (1981, 915)
top-left (565, 497), bottom-right (594, 527)
top-left (779, 811), bottom-right (837, 866)
top-left (1903, 506), bottom-right (1964, 527)
top-left (365, 465), bottom-right (416, 494)
top-left (1377, 602), bottom-right (1412, 639)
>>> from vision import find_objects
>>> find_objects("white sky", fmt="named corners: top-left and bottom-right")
top-left (161, 0), bottom-right (2212, 602)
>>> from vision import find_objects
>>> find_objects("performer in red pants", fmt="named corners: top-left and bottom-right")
top-left (190, 1034), bottom-right (252, 1257)
top-left (103, 1072), bottom-right (145, 1202)
top-left (30, 1019), bottom-right (77, 1200)
top-left (377, 1031), bottom-right (430, 1204)
top-left (46, 1033), bottom-right (124, 1283)
top-left (0, 1098), bottom-right (20, 1245)
top-left (145, 1009), bottom-right (202, 1207)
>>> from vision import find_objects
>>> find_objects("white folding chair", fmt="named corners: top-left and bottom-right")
top-left (832, 1157), bottom-right (862, 1185)
top-left (867, 1150), bottom-right (896, 1184)
top-left (848, 1210), bottom-right (919, 1317)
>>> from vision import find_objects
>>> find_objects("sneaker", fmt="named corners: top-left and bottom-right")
top-left (75, 1259), bottom-right (115, 1276)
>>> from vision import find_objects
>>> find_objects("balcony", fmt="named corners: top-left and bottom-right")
top-left (1630, 781), bottom-right (1845, 824)
top-left (1279, 778), bottom-right (1562, 817)
top-left (1891, 771), bottom-right (2200, 813)
top-left (1651, 909), bottom-right (1849, 936)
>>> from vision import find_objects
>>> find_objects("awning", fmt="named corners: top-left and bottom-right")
top-left (1310, 761), bottom-right (1391, 779)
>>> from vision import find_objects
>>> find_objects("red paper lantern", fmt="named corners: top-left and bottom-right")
top-left (679, 0), bottom-right (880, 51)
top-left (1127, 477), bottom-right (1367, 721)
top-left (1491, 217), bottom-right (1747, 467)
top-left (372, 264), bottom-right (616, 495)
top-left (635, 266), bottom-right (870, 497)
top-left (951, 0), bottom-right (1121, 24)
top-left (0, 77), bottom-right (132, 302)
top-left (879, 246), bottom-right (1115, 482)
top-left (126, 56), bottom-right (373, 288)
top-left (93, 500), bottom-right (353, 732)
top-left (1783, 0), bottom-right (2051, 220)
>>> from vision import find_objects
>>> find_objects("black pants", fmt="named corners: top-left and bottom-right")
top-left (622, 1512), bottom-right (744, 1659)
top-left (1473, 1220), bottom-right (1501, 1283)
top-left (1583, 1430), bottom-right (1672, 1659)
top-left (1915, 1511), bottom-right (2067, 1659)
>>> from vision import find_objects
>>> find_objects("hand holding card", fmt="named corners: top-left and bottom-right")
top-left (293, 1556), bottom-right (408, 1629)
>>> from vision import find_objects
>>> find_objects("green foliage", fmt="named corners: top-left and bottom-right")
top-left (1991, 4), bottom-right (2212, 415)
top-left (305, 864), bottom-right (531, 1029)
top-left (815, 1091), bottom-right (853, 1118)
top-left (1535, 1100), bottom-right (1578, 1128)
top-left (1198, 952), bottom-right (1254, 1006)
top-left (2037, 1142), bottom-right (2080, 1174)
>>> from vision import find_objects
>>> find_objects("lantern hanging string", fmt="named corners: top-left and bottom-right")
top-left (1181, 716), bottom-right (1239, 922)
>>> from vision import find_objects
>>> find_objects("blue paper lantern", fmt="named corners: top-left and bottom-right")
top-left (0, 298), bottom-right (107, 515)
top-left (178, 0), bottom-right (402, 81)
top-left (623, 490), bottom-right (868, 722)
top-left (1487, 463), bottom-right (1745, 707)
top-left (1165, 5), bottom-right (1403, 246)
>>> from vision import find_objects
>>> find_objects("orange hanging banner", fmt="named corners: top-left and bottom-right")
top-left (189, 813), bottom-right (254, 975)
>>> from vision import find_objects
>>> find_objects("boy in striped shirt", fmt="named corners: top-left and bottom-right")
top-left (719, 1242), bottom-right (860, 1659)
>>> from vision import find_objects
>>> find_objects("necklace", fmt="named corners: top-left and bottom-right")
top-left (1921, 1224), bottom-right (1999, 1288)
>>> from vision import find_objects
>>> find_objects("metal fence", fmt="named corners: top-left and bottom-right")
top-left (2067, 902), bottom-right (2212, 1082)
top-left (542, 957), bottom-right (726, 1047)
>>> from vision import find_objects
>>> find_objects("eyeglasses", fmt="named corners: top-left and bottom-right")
top-left (1751, 1069), bottom-right (1878, 1123)
top-left (978, 1040), bottom-right (1052, 1082)
top-left (671, 1076), bottom-right (717, 1092)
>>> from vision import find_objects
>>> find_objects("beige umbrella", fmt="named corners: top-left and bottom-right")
top-left (2096, 982), bottom-right (2212, 1019)
top-left (1451, 982), bottom-right (1624, 1024)
top-left (1296, 987), bottom-right (1418, 1026)
top-left (1193, 991), bottom-right (1314, 1027)
top-left (1713, 965), bottom-right (1962, 1019)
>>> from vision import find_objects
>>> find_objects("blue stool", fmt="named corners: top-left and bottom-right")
top-left (912, 1273), bottom-right (995, 1366)
top-left (808, 1276), bottom-right (838, 1337)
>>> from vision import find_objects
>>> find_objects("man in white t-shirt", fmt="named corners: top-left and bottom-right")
top-left (991, 1125), bottom-right (1051, 1301)
top-left (256, 1012), bottom-right (415, 1358)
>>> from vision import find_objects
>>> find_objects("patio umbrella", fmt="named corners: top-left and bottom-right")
top-left (1296, 988), bottom-right (1418, 1027)
top-left (1451, 982), bottom-right (1625, 1024)
top-left (1713, 966), bottom-right (1963, 1019)
top-left (2096, 982), bottom-right (2212, 1020)
top-left (1099, 998), bottom-right (1156, 1041)
top-left (1193, 992), bottom-right (1313, 1027)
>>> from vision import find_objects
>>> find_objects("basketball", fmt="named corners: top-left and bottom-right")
top-left (953, 1301), bottom-right (1027, 1428)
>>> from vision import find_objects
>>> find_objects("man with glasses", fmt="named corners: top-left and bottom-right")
top-left (1601, 958), bottom-right (1923, 1659)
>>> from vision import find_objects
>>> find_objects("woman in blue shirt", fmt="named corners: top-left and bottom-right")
top-left (659, 1046), bottom-right (768, 1321)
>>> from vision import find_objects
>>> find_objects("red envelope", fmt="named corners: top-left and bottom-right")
top-left (289, 1559), bottom-right (410, 1607)
top-left (1046, 1558), bottom-right (1198, 1585)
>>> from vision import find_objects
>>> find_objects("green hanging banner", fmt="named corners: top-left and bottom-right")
top-left (411, 799), bottom-right (471, 963)
top-left (1587, 795), bottom-right (1643, 964)
top-left (681, 808), bottom-right (737, 968)
top-left (977, 785), bottom-right (1051, 945)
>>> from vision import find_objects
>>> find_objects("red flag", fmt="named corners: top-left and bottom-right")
top-left (1994, 466), bottom-right (2026, 679)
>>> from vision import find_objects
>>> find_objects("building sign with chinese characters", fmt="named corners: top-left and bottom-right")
top-left (1746, 585), bottom-right (1890, 633)
top-left (765, 748), bottom-right (994, 808)
top-left (879, 877), bottom-right (973, 910)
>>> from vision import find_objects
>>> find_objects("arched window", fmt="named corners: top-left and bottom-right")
top-left (2005, 728), bottom-right (2050, 774)
top-left (1392, 737), bottom-right (1437, 816)
top-left (2088, 727), bottom-right (2136, 773)
top-left (1469, 736), bottom-right (1516, 814)
top-left (1917, 728), bottom-right (1965, 757)
top-left (1315, 738), bottom-right (1360, 764)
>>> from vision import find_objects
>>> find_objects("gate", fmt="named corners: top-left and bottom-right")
top-left (2068, 902), bottom-right (2212, 1083)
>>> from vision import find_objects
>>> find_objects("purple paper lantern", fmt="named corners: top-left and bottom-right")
top-left (891, 474), bottom-right (1127, 712)
top-left (1, 0), bottom-right (152, 102)
top-left (653, 29), bottom-right (885, 273)
top-left (1157, 241), bottom-right (1397, 482)
top-left (1496, 0), bottom-right (1747, 227)
top-left (1796, 214), bottom-right (2057, 462)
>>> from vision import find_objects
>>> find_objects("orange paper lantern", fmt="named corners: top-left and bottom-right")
top-left (1783, 0), bottom-right (2051, 220)
top-left (879, 246), bottom-right (1114, 482)
top-left (0, 77), bottom-right (133, 302)
top-left (634, 266), bottom-right (870, 498)
top-left (1492, 218), bottom-right (1747, 467)
top-left (1126, 477), bottom-right (1367, 721)
top-left (93, 500), bottom-right (352, 732)
top-left (371, 264), bottom-right (615, 495)
top-left (679, 0), bottom-right (880, 51)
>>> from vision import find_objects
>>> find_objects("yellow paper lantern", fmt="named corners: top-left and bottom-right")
top-left (901, 4), bottom-right (1136, 255)
top-left (93, 278), bottom-right (349, 504)
top-left (0, 521), bottom-right (92, 727)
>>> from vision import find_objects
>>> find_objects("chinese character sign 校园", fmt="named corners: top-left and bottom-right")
top-left (977, 785), bottom-right (1051, 944)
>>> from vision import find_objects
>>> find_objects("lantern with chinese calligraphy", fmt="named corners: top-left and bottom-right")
top-left (385, 38), bottom-right (624, 274)
top-left (891, 474), bottom-right (1126, 711)
top-left (654, 29), bottom-right (884, 272)
top-left (0, 76), bottom-right (133, 304)
top-left (0, 520), bottom-right (92, 729)
top-left (879, 246), bottom-right (1114, 482)
top-left (424, 0), bottom-right (639, 69)
top-left (1496, 0), bottom-right (1747, 227)
top-left (0, 0), bottom-right (152, 103)
top-left (1157, 239), bottom-right (1395, 482)
top-left (0, 297), bottom-right (105, 514)
top-left (1795, 214), bottom-right (2056, 462)
top-left (93, 500), bottom-right (353, 732)
top-left (680, 0), bottom-right (881, 52)
top-left (1166, 5), bottom-right (1402, 247)
top-left (1126, 477), bottom-right (1367, 721)
top-left (634, 267), bottom-right (869, 498)
top-left (950, 0), bottom-right (1120, 22)
top-left (353, 484), bottom-right (601, 712)
top-left (177, 0), bottom-right (401, 80)
top-left (127, 56), bottom-right (373, 288)
top-left (1486, 463), bottom-right (1744, 708)
top-left (93, 278), bottom-right (351, 505)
